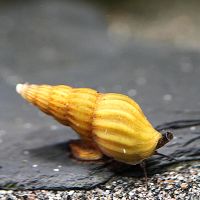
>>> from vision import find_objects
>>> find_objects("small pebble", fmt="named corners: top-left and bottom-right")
top-left (181, 183), bottom-right (188, 190)
top-left (68, 191), bottom-right (74, 195)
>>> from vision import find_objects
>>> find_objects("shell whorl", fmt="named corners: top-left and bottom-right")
top-left (16, 83), bottom-right (162, 164)
top-left (16, 83), bottom-right (99, 139)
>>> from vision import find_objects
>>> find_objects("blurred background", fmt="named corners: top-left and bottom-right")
top-left (1, 0), bottom-right (200, 124)
top-left (0, 0), bottom-right (200, 190)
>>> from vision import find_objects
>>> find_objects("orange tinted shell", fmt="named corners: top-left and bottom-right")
top-left (16, 83), bottom-right (162, 164)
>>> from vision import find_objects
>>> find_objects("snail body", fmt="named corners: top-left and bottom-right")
top-left (16, 83), bottom-right (172, 164)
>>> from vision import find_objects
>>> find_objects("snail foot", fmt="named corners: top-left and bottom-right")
top-left (69, 140), bottom-right (103, 161)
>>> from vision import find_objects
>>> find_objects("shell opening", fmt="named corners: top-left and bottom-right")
top-left (156, 131), bottom-right (173, 149)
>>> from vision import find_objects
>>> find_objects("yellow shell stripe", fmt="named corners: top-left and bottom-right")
top-left (17, 84), bottom-right (162, 164)
top-left (92, 93), bottom-right (161, 163)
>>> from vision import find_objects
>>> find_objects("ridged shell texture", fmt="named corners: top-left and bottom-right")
top-left (16, 83), bottom-right (162, 164)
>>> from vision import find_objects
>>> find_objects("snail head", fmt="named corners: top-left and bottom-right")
top-left (156, 131), bottom-right (173, 149)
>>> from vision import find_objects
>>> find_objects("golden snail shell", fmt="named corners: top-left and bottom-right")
top-left (16, 83), bottom-right (168, 164)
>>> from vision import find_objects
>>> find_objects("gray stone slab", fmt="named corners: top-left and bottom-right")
top-left (0, 0), bottom-right (200, 190)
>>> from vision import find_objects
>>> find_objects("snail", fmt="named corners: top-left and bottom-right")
top-left (16, 83), bottom-right (173, 165)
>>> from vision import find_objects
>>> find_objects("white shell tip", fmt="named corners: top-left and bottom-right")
top-left (16, 83), bottom-right (24, 94)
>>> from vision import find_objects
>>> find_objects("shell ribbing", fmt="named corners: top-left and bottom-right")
top-left (17, 83), bottom-right (162, 164)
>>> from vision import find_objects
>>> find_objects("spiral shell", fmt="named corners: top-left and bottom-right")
top-left (16, 83), bottom-right (163, 164)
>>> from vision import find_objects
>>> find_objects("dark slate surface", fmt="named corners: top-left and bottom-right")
top-left (0, 0), bottom-right (200, 190)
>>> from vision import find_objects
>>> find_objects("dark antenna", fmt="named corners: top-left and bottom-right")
top-left (140, 161), bottom-right (148, 189)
